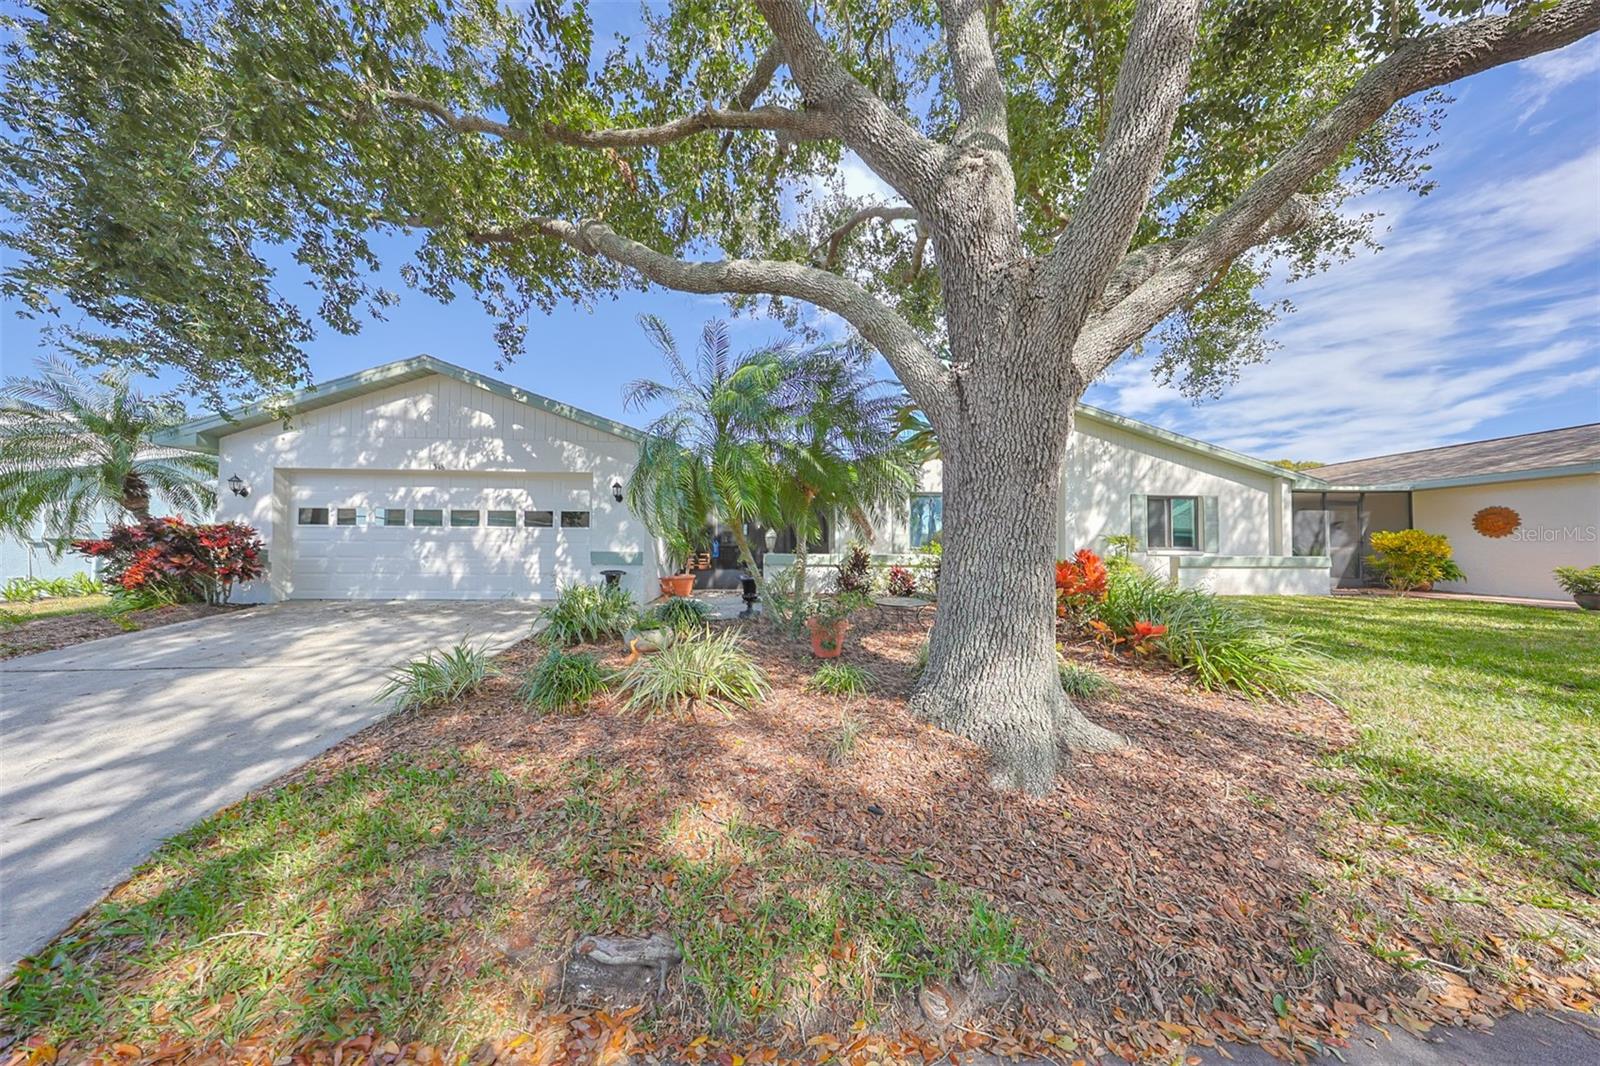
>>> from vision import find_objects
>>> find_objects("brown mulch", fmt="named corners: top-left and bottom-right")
top-left (279, 612), bottom-right (1598, 1064)
top-left (0, 603), bottom-right (244, 660)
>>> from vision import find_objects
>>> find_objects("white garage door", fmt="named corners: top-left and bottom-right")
top-left (286, 471), bottom-right (591, 600)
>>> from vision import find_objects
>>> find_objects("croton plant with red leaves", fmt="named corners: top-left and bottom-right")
top-left (1053, 548), bottom-right (1108, 622)
top-left (74, 516), bottom-right (264, 604)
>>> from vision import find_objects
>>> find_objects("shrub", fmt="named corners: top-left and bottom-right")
top-left (1365, 529), bottom-right (1466, 593)
top-left (762, 564), bottom-right (811, 636)
top-left (72, 517), bottom-right (264, 604)
top-left (616, 630), bottom-right (767, 718)
top-left (1059, 661), bottom-right (1114, 699)
top-left (639, 595), bottom-right (712, 633)
top-left (376, 641), bottom-right (498, 711)
top-left (541, 582), bottom-right (636, 645)
top-left (808, 662), bottom-right (874, 697)
top-left (106, 584), bottom-right (183, 613)
top-left (2, 577), bottom-right (40, 602)
top-left (1553, 565), bottom-right (1600, 597)
top-left (913, 638), bottom-right (929, 676)
top-left (1089, 569), bottom-right (1321, 700)
top-left (1055, 548), bottom-right (1108, 623)
top-left (835, 542), bottom-right (873, 595)
top-left (519, 647), bottom-right (612, 713)
top-left (886, 565), bottom-right (918, 597)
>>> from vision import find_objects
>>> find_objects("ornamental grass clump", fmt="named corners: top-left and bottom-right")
top-left (1058, 660), bottom-right (1114, 700)
top-left (519, 647), bottom-right (612, 713)
top-left (541, 582), bottom-right (636, 645)
top-left (639, 595), bottom-right (713, 633)
top-left (377, 641), bottom-right (497, 711)
top-left (1089, 569), bottom-right (1321, 701)
top-left (807, 661), bottom-right (874, 697)
top-left (617, 629), bottom-right (767, 718)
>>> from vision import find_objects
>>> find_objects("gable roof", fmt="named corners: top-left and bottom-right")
top-left (1073, 404), bottom-right (1297, 481)
top-left (156, 355), bottom-right (644, 454)
top-left (157, 353), bottom-right (1294, 481)
top-left (1299, 423), bottom-right (1600, 490)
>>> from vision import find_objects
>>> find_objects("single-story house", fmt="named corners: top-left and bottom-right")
top-left (1290, 424), bottom-right (1600, 600)
top-left (161, 353), bottom-right (1330, 603)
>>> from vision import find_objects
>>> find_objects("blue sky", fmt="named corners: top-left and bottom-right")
top-left (2, 22), bottom-right (1596, 466)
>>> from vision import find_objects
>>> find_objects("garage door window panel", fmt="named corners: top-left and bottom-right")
top-left (487, 510), bottom-right (517, 528)
top-left (372, 508), bottom-right (406, 527)
top-left (336, 507), bottom-right (368, 526)
top-left (561, 511), bottom-right (590, 528)
top-left (525, 510), bottom-right (553, 528)
top-left (451, 509), bottom-right (481, 527)
top-left (298, 507), bottom-right (330, 525)
top-left (413, 509), bottom-right (443, 527)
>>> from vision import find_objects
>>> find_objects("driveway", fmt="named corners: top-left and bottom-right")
top-left (0, 599), bottom-right (542, 970)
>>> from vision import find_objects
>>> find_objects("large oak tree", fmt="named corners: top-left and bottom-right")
top-left (4, 0), bottom-right (1596, 789)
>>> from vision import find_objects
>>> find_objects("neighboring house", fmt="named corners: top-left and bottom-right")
top-left (793, 405), bottom-right (1331, 596)
top-left (0, 524), bottom-right (95, 583)
top-left (1290, 424), bottom-right (1600, 600)
top-left (159, 356), bottom-right (657, 603)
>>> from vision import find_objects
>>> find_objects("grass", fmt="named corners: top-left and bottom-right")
top-left (1057, 661), bottom-right (1113, 700)
top-left (616, 630), bottom-right (767, 718)
top-left (3, 753), bottom-right (1027, 1047)
top-left (0, 594), bottom-right (112, 625)
top-left (807, 662), bottom-right (874, 697)
top-left (1243, 595), bottom-right (1600, 906)
top-left (518, 647), bottom-right (612, 713)
top-left (375, 641), bottom-right (498, 711)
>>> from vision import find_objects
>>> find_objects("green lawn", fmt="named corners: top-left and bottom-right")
top-left (1244, 595), bottom-right (1599, 907)
top-left (0, 594), bottom-right (112, 624)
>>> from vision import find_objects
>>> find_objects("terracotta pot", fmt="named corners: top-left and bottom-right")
top-left (806, 618), bottom-right (850, 658)
top-left (659, 573), bottom-right (695, 598)
top-left (1574, 593), bottom-right (1600, 612)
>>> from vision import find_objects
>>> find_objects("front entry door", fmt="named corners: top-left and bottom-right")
top-left (1325, 495), bottom-right (1363, 586)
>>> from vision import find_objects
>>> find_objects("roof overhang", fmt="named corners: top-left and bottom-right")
top-left (1292, 461), bottom-right (1600, 493)
top-left (154, 355), bottom-right (644, 455)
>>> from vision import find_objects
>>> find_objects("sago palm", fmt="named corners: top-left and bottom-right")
top-left (624, 317), bottom-right (790, 578)
top-left (0, 358), bottom-right (216, 548)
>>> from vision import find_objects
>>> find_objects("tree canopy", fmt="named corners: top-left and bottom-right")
top-left (4, 0), bottom-right (1587, 407)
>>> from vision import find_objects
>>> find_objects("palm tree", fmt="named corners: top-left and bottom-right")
top-left (776, 344), bottom-right (918, 596)
top-left (0, 358), bottom-right (216, 549)
top-left (624, 317), bottom-right (792, 582)
top-left (895, 403), bottom-right (940, 463)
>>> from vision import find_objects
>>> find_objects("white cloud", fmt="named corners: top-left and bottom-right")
top-left (1089, 143), bottom-right (1600, 463)
top-left (1513, 36), bottom-right (1600, 124)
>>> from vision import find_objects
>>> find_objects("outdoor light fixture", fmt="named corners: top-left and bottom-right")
top-left (228, 474), bottom-right (250, 498)
top-left (764, 528), bottom-right (778, 552)
top-left (611, 478), bottom-right (624, 502)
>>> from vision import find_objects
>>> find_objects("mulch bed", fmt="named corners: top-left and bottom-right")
top-left (0, 603), bottom-right (244, 660)
top-left (290, 612), bottom-right (1596, 1063)
top-left (8, 611), bottom-right (1594, 1066)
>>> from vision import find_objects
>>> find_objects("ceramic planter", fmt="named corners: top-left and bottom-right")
top-left (626, 627), bottom-right (676, 652)
top-left (1574, 592), bottom-right (1600, 611)
top-left (659, 573), bottom-right (695, 598)
top-left (806, 618), bottom-right (851, 658)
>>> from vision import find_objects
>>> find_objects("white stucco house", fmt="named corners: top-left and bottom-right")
top-left (160, 356), bottom-right (660, 604)
top-left (1290, 424), bottom-right (1600, 600)
top-left (161, 354), bottom-right (1335, 602)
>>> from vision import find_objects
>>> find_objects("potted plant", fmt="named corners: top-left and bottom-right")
top-left (806, 593), bottom-right (866, 658)
top-left (657, 530), bottom-right (697, 599)
top-left (1553, 565), bottom-right (1600, 611)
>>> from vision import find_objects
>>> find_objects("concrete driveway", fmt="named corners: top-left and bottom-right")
top-left (0, 599), bottom-right (541, 970)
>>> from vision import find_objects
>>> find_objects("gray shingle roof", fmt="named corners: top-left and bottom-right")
top-left (1304, 423), bottom-right (1600, 487)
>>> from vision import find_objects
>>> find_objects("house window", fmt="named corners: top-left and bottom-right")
top-left (524, 510), bottom-right (554, 528)
top-left (297, 507), bottom-right (329, 525)
top-left (560, 510), bottom-right (590, 529)
top-left (450, 509), bottom-right (481, 527)
top-left (336, 507), bottom-right (368, 526)
top-left (1146, 496), bottom-right (1199, 550)
top-left (372, 508), bottom-right (407, 527)
top-left (487, 509), bottom-right (517, 528)
top-left (909, 494), bottom-right (942, 548)
top-left (412, 508), bottom-right (443, 527)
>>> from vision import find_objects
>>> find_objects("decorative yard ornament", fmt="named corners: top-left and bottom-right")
top-left (4, 0), bottom-right (1597, 791)
top-left (1472, 506), bottom-right (1521, 538)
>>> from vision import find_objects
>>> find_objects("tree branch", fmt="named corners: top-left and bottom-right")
top-left (380, 88), bottom-right (837, 149)
top-left (938, 0), bottom-right (1009, 151)
top-left (465, 216), bottom-right (952, 411)
top-left (754, 0), bottom-right (950, 205)
top-left (819, 204), bottom-right (919, 268)
top-left (1073, 0), bottom-right (1600, 377)
top-left (1045, 0), bottom-right (1204, 298)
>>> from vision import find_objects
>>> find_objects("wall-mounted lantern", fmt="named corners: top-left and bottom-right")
top-left (764, 527), bottom-right (778, 552)
top-left (611, 478), bottom-right (624, 502)
top-left (228, 474), bottom-right (250, 498)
